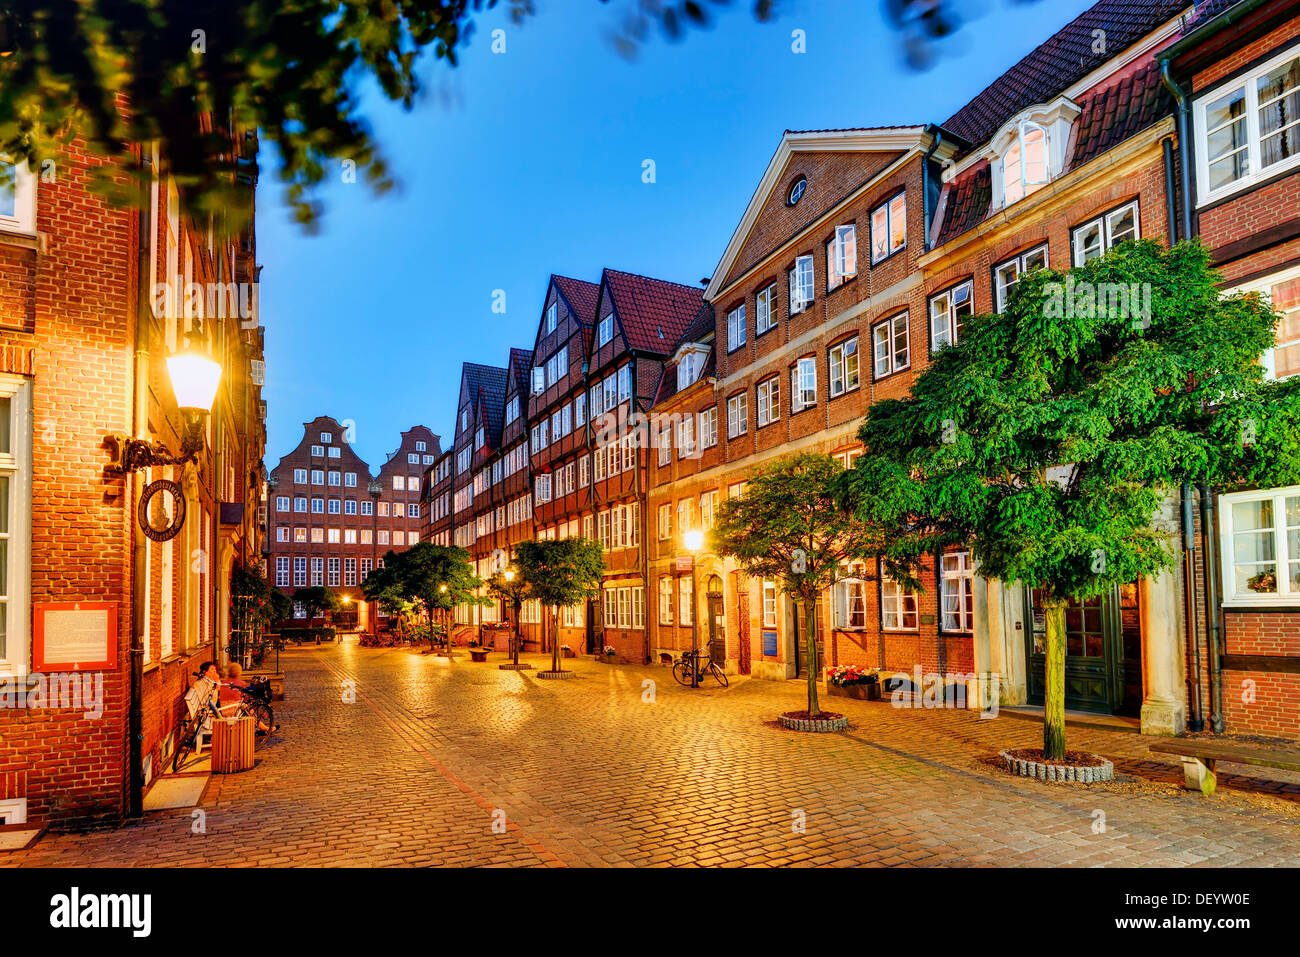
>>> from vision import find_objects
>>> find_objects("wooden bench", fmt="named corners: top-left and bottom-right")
top-left (468, 648), bottom-right (490, 663)
top-left (1148, 738), bottom-right (1300, 795)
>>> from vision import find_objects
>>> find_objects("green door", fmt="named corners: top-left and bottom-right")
top-left (1025, 585), bottom-right (1142, 715)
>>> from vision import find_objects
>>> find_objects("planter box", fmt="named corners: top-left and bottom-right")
top-left (600, 655), bottom-right (618, 664)
top-left (826, 681), bottom-right (879, 701)
top-left (561, 648), bottom-right (576, 659)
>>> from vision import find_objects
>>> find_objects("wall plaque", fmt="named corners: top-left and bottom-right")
top-left (33, 602), bottom-right (118, 671)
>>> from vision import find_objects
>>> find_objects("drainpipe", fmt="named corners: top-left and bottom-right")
top-left (128, 151), bottom-right (153, 818)
top-left (922, 126), bottom-right (943, 252)
top-left (1162, 137), bottom-right (1179, 245)
top-left (1200, 483), bottom-right (1225, 733)
top-left (1160, 61), bottom-right (1196, 242)
top-left (1181, 483), bottom-right (1204, 731)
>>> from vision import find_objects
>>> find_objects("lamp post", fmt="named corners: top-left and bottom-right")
top-left (683, 529), bottom-right (703, 689)
top-left (368, 478), bottom-right (382, 635)
top-left (340, 595), bottom-right (352, 647)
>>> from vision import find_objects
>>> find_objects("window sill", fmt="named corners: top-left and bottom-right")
top-left (1222, 599), bottom-right (1300, 610)
top-left (870, 245), bottom-right (906, 268)
top-left (0, 227), bottom-right (39, 250)
top-left (872, 364), bottom-right (911, 384)
top-left (828, 385), bottom-right (861, 401)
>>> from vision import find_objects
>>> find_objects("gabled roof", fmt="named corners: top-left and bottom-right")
top-left (602, 268), bottom-right (706, 356)
top-left (940, 0), bottom-right (1189, 154)
top-left (552, 274), bottom-right (599, 325)
top-left (506, 347), bottom-right (534, 400)
top-left (457, 361), bottom-right (508, 447)
top-left (703, 127), bottom-right (929, 302)
top-left (652, 303), bottom-right (717, 406)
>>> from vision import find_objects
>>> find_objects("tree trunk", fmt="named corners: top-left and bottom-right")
top-left (428, 607), bottom-right (436, 654)
top-left (550, 606), bottom-right (561, 673)
top-left (1042, 598), bottom-right (1068, 760)
top-left (804, 594), bottom-right (821, 718)
top-left (512, 599), bottom-right (521, 667)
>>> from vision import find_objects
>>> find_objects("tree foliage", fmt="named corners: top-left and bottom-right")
top-left (0, 0), bottom-right (980, 228)
top-left (363, 541), bottom-right (487, 649)
top-left (838, 240), bottom-right (1300, 756)
top-left (712, 452), bottom-right (886, 717)
top-left (513, 538), bottom-right (604, 673)
top-left (291, 585), bottom-right (341, 622)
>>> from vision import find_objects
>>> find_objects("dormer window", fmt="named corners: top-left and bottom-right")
top-left (982, 98), bottom-right (1079, 212)
top-left (1002, 122), bottom-right (1050, 205)
top-left (675, 345), bottom-right (707, 392)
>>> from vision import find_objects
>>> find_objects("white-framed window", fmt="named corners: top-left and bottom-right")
top-left (311, 556), bottom-right (324, 586)
top-left (699, 407), bottom-right (718, 449)
top-left (756, 376), bottom-right (780, 427)
top-left (940, 550), bottom-right (974, 632)
top-left (677, 415), bottom-right (696, 458)
top-left (881, 575), bottom-right (919, 630)
top-left (727, 392), bottom-right (748, 438)
top-left (1001, 121), bottom-right (1050, 206)
top-left (700, 490), bottom-right (718, 531)
top-left (659, 576), bottom-right (674, 625)
top-left (756, 282), bottom-right (777, 335)
top-left (531, 367), bottom-right (545, 395)
top-left (657, 426), bottom-right (671, 466)
top-left (828, 336), bottom-right (860, 397)
top-left (294, 497), bottom-right (307, 513)
top-left (328, 447), bottom-right (341, 459)
top-left (0, 159), bottom-right (36, 234)
top-left (994, 244), bottom-right (1049, 311)
top-left (618, 364), bottom-right (632, 403)
top-left (311, 469), bottom-right (324, 485)
top-left (1195, 49), bottom-right (1300, 204)
top-left (536, 473), bottom-right (552, 503)
top-left (870, 192), bottom-right (907, 264)
top-left (762, 580), bottom-right (778, 628)
top-left (872, 312), bottom-right (910, 379)
top-left (1072, 201), bottom-right (1139, 265)
top-left (505, 396), bottom-right (519, 424)
top-left (344, 499), bottom-right (357, 515)
top-left (294, 558), bottom-right (307, 588)
top-left (275, 557), bottom-right (291, 587)
top-left (929, 279), bottom-right (973, 351)
top-left (408, 453), bottom-right (419, 464)
top-left (834, 565), bottom-right (867, 629)
top-left (791, 356), bottom-right (817, 411)
top-left (321, 432), bottom-right (333, 444)
top-left (678, 576), bottom-right (694, 626)
top-left (327, 498), bottom-right (340, 514)
top-left (327, 470), bottom-right (340, 486)
top-left (727, 304), bottom-right (746, 352)
top-left (658, 503), bottom-right (672, 540)
top-left (826, 224), bottom-right (857, 290)
top-left (0, 377), bottom-right (31, 673)
top-left (293, 468), bottom-right (307, 484)
top-left (344, 471), bottom-right (357, 487)
top-left (276, 525), bottom-right (289, 542)
top-left (546, 301), bottom-right (558, 333)
top-left (360, 500), bottom-right (373, 516)
top-left (276, 495), bottom-right (290, 512)
top-left (598, 314), bottom-right (614, 347)
top-left (788, 255), bottom-right (814, 315)
top-left (1233, 268), bottom-right (1300, 381)
top-left (1220, 485), bottom-right (1300, 605)
top-left (310, 445), bottom-right (324, 458)
top-left (311, 497), bottom-right (324, 514)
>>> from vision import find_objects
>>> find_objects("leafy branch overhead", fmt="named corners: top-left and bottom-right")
top-left (0, 0), bottom-right (993, 228)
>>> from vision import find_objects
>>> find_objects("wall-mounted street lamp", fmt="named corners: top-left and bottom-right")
top-left (107, 327), bottom-right (222, 473)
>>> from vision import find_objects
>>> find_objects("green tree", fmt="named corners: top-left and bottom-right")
top-left (367, 542), bottom-right (486, 653)
top-left (713, 453), bottom-right (886, 719)
top-left (839, 240), bottom-right (1300, 759)
top-left (487, 567), bottom-right (532, 667)
top-left (513, 539), bottom-right (604, 675)
top-left (292, 585), bottom-right (340, 623)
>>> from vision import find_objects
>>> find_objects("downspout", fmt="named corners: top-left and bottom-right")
top-left (1200, 483), bottom-right (1225, 733)
top-left (1159, 61), bottom-right (1196, 242)
top-left (128, 149), bottom-right (153, 818)
top-left (922, 126), bottom-right (943, 252)
top-left (1181, 484), bottom-right (1204, 731)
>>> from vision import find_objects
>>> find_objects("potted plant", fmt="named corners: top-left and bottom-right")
top-left (560, 643), bottom-right (576, 659)
top-left (601, 644), bottom-right (619, 664)
top-left (1247, 570), bottom-right (1277, 593)
top-left (825, 664), bottom-right (881, 701)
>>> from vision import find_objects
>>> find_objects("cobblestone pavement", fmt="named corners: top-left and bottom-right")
top-left (6, 644), bottom-right (1300, 867)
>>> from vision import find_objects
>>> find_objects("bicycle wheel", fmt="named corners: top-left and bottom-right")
top-left (172, 721), bottom-right (198, 773)
top-left (671, 660), bottom-right (693, 687)
top-left (246, 701), bottom-right (275, 735)
top-left (709, 663), bottom-right (729, 687)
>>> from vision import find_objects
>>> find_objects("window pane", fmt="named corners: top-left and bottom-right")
top-left (1206, 85), bottom-right (1249, 190)
top-left (0, 396), bottom-right (9, 454)
top-left (0, 161), bottom-right (15, 219)
top-left (1257, 57), bottom-right (1300, 168)
top-left (1107, 206), bottom-right (1137, 246)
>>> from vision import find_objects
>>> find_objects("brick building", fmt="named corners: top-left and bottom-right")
top-left (266, 418), bottom-right (440, 630)
top-left (0, 126), bottom-right (268, 829)
top-left (1161, 0), bottom-right (1300, 736)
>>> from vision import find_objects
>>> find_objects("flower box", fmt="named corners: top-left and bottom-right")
top-left (561, 647), bottom-right (576, 659)
top-left (826, 681), bottom-right (879, 701)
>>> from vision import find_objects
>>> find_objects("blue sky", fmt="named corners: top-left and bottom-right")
top-left (258, 0), bottom-right (1096, 472)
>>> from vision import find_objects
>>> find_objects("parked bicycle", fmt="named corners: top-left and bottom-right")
top-left (172, 678), bottom-right (275, 773)
top-left (672, 647), bottom-right (729, 688)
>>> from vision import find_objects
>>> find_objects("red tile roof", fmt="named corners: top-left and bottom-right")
top-left (552, 274), bottom-right (599, 325)
top-left (603, 269), bottom-right (706, 356)
top-left (941, 0), bottom-right (1191, 153)
top-left (933, 161), bottom-right (992, 248)
top-left (1068, 58), bottom-right (1173, 169)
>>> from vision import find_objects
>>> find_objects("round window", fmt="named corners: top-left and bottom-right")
top-left (786, 176), bottom-right (807, 206)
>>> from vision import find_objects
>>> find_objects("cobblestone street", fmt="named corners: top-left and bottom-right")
top-left (6, 644), bottom-right (1300, 867)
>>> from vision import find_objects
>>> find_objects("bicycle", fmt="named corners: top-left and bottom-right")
top-left (172, 692), bottom-right (273, 773)
top-left (672, 647), bottom-right (729, 688)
